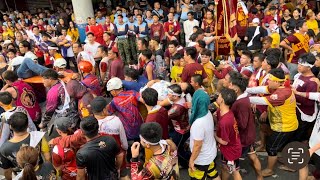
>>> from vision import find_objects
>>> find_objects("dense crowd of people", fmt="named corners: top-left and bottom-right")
top-left (0, 0), bottom-right (319, 179)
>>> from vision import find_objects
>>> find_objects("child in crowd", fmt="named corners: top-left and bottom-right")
top-left (170, 53), bottom-right (184, 83)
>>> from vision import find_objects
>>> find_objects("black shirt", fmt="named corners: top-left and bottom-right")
top-left (245, 26), bottom-right (266, 50)
top-left (35, 162), bottom-right (57, 180)
top-left (0, 134), bottom-right (43, 170)
top-left (286, 17), bottom-right (303, 32)
top-left (76, 135), bottom-right (120, 180)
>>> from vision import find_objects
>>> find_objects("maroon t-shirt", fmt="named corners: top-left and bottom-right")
top-left (150, 23), bottom-right (164, 40)
top-left (293, 75), bottom-right (318, 115)
top-left (181, 62), bottom-right (208, 83)
top-left (109, 58), bottom-right (124, 80)
top-left (145, 106), bottom-right (169, 139)
top-left (217, 110), bottom-right (242, 161)
top-left (231, 96), bottom-right (256, 147)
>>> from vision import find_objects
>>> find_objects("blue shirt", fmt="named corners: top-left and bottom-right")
top-left (135, 22), bottom-right (148, 38)
top-left (122, 76), bottom-right (148, 92)
top-left (96, 17), bottom-right (106, 24)
top-left (114, 23), bottom-right (128, 38)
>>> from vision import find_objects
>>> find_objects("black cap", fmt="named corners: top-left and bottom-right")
top-left (55, 117), bottom-right (73, 133)
top-left (90, 96), bottom-right (109, 114)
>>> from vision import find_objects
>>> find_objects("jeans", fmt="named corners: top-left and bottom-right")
top-left (17, 58), bottom-right (48, 79)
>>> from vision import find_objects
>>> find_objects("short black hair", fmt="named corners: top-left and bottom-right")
top-left (151, 36), bottom-right (160, 44)
top-left (168, 40), bottom-right (179, 47)
top-left (0, 91), bottom-right (13, 105)
top-left (264, 48), bottom-right (281, 59)
top-left (201, 49), bottom-right (211, 57)
top-left (183, 82), bottom-right (195, 96)
top-left (229, 72), bottom-right (249, 93)
top-left (171, 53), bottom-right (183, 61)
top-left (124, 67), bottom-right (139, 80)
top-left (140, 122), bottom-right (162, 143)
top-left (235, 42), bottom-right (247, 51)
top-left (141, 49), bottom-right (153, 59)
top-left (20, 40), bottom-right (31, 50)
top-left (253, 53), bottom-right (265, 62)
top-left (90, 96), bottom-right (108, 114)
top-left (80, 116), bottom-right (99, 139)
top-left (296, 20), bottom-right (306, 30)
top-left (263, 36), bottom-right (273, 43)
top-left (98, 45), bottom-right (108, 53)
top-left (197, 40), bottom-right (206, 48)
top-left (142, 88), bottom-right (158, 106)
top-left (269, 68), bottom-right (285, 80)
top-left (7, 48), bottom-right (17, 54)
top-left (187, 11), bottom-right (194, 16)
top-left (8, 112), bottom-right (28, 133)
top-left (299, 53), bottom-right (316, 66)
top-left (2, 70), bottom-right (18, 82)
top-left (185, 47), bottom-right (197, 60)
top-left (32, 26), bottom-right (39, 30)
top-left (220, 87), bottom-right (237, 106)
top-left (168, 84), bottom-right (182, 95)
top-left (265, 55), bottom-right (279, 69)
top-left (87, 32), bottom-right (94, 37)
top-left (242, 50), bottom-right (252, 60)
top-left (137, 38), bottom-right (148, 48)
top-left (41, 69), bottom-right (59, 80)
top-left (191, 74), bottom-right (203, 86)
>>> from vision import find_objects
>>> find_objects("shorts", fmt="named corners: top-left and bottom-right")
top-left (221, 154), bottom-right (240, 171)
top-left (241, 144), bottom-right (256, 157)
top-left (294, 112), bottom-right (315, 142)
top-left (266, 130), bottom-right (295, 156)
top-left (188, 161), bottom-right (219, 180)
top-left (309, 153), bottom-right (320, 170)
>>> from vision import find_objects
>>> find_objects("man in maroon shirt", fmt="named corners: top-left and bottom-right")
top-left (108, 47), bottom-right (124, 80)
top-left (164, 12), bottom-right (181, 42)
top-left (141, 88), bottom-right (169, 139)
top-left (292, 53), bottom-right (318, 142)
top-left (150, 14), bottom-right (164, 40)
top-left (181, 47), bottom-right (207, 83)
top-left (226, 71), bottom-right (263, 180)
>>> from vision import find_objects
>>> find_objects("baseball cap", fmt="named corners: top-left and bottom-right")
top-left (53, 58), bottom-right (67, 68)
top-left (106, 77), bottom-right (123, 91)
top-left (54, 117), bottom-right (73, 133)
top-left (90, 96), bottom-right (110, 114)
top-left (252, 18), bottom-right (260, 24)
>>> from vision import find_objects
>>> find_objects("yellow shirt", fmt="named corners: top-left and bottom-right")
top-left (170, 65), bottom-right (183, 83)
top-left (270, 32), bottom-right (280, 48)
top-left (306, 19), bottom-right (319, 35)
top-left (264, 87), bottom-right (298, 132)
top-left (110, 14), bottom-right (115, 23)
top-left (67, 28), bottom-right (80, 43)
top-left (203, 62), bottom-right (215, 95)
top-left (2, 30), bottom-right (14, 40)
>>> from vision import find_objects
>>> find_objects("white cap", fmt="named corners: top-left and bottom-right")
top-left (3, 40), bottom-right (12, 45)
top-left (106, 77), bottom-right (123, 91)
top-left (53, 58), bottom-right (67, 68)
top-left (252, 18), bottom-right (260, 24)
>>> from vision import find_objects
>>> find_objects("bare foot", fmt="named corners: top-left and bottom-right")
top-left (262, 168), bottom-right (274, 177)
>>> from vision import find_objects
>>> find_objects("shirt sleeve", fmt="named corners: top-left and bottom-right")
top-left (191, 121), bottom-right (205, 141)
top-left (107, 101), bottom-right (117, 115)
top-left (0, 123), bottom-right (10, 147)
top-left (76, 151), bottom-right (87, 169)
top-left (308, 92), bottom-right (320, 101)
top-left (264, 91), bottom-right (288, 107)
top-left (0, 150), bottom-right (14, 169)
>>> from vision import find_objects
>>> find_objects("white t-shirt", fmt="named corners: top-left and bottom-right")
top-left (24, 51), bottom-right (37, 60)
top-left (98, 116), bottom-right (128, 150)
top-left (190, 111), bottom-right (217, 165)
top-left (84, 42), bottom-right (100, 59)
top-left (183, 19), bottom-right (199, 43)
top-left (62, 35), bottom-right (75, 57)
top-left (309, 116), bottom-right (320, 156)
